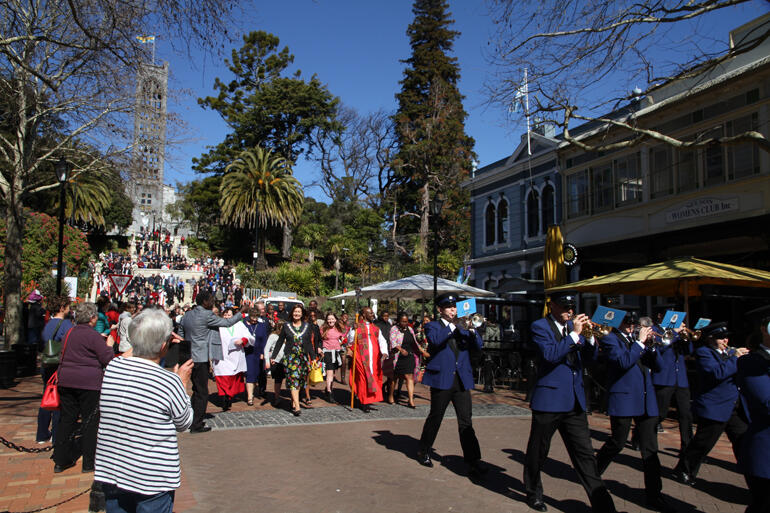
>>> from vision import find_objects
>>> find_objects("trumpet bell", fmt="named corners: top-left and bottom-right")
top-left (470, 313), bottom-right (485, 329)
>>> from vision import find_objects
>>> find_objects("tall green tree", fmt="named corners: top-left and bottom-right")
top-left (391, 0), bottom-right (474, 264)
top-left (196, 30), bottom-right (340, 258)
top-left (0, 0), bottom-right (237, 346)
top-left (172, 176), bottom-right (222, 239)
top-left (219, 147), bottom-right (304, 269)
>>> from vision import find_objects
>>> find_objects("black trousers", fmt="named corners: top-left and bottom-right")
top-left (655, 385), bottom-right (693, 449)
top-left (419, 375), bottom-right (481, 463)
top-left (746, 475), bottom-right (770, 513)
top-left (596, 415), bottom-right (662, 500)
top-left (54, 387), bottom-right (100, 468)
top-left (191, 362), bottom-right (210, 430)
top-left (524, 406), bottom-right (616, 512)
top-left (676, 412), bottom-right (747, 478)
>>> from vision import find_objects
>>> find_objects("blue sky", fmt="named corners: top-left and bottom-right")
top-left (155, 0), bottom-right (765, 201)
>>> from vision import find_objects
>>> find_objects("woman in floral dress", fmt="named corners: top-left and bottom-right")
top-left (270, 304), bottom-right (314, 416)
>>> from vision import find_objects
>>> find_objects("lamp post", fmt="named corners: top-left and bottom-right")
top-left (429, 192), bottom-right (445, 319)
top-left (54, 158), bottom-right (70, 296)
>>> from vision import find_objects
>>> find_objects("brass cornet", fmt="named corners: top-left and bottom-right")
top-left (581, 320), bottom-right (611, 339)
top-left (679, 327), bottom-right (701, 342)
top-left (457, 313), bottom-right (486, 330)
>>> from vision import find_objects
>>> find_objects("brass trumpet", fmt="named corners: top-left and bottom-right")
top-left (581, 320), bottom-right (611, 339)
top-left (457, 313), bottom-right (486, 330)
top-left (679, 327), bottom-right (701, 342)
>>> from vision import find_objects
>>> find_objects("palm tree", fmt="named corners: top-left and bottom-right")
top-left (220, 147), bottom-right (304, 269)
top-left (296, 222), bottom-right (326, 263)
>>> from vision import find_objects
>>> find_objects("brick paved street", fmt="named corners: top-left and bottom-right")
top-left (0, 373), bottom-right (750, 513)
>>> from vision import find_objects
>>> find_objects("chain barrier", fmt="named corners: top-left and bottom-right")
top-left (0, 436), bottom-right (52, 453)
top-left (0, 487), bottom-right (91, 513)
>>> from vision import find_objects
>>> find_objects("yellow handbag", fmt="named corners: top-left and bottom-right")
top-left (308, 361), bottom-right (324, 384)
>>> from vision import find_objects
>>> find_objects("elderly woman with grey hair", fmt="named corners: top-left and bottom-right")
top-left (95, 308), bottom-right (193, 513)
top-left (53, 302), bottom-right (115, 474)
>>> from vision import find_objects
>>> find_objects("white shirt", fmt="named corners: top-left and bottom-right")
top-left (550, 315), bottom-right (592, 346)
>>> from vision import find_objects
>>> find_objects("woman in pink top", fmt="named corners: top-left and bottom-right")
top-left (321, 312), bottom-right (346, 403)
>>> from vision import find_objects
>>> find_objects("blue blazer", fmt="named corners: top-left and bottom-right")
top-left (529, 316), bottom-right (597, 413)
top-left (602, 331), bottom-right (660, 417)
top-left (738, 350), bottom-right (770, 479)
top-left (421, 320), bottom-right (482, 391)
top-left (693, 346), bottom-right (739, 422)
top-left (652, 329), bottom-right (692, 388)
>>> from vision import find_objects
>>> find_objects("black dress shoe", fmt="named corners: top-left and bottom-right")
top-left (190, 425), bottom-right (212, 433)
top-left (416, 449), bottom-right (433, 467)
top-left (467, 460), bottom-right (489, 479)
top-left (292, 409), bottom-right (301, 417)
top-left (53, 461), bottom-right (76, 473)
top-left (672, 469), bottom-right (696, 487)
top-left (527, 496), bottom-right (547, 512)
top-left (646, 494), bottom-right (677, 513)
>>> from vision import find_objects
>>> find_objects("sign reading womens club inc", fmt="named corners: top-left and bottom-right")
top-left (665, 197), bottom-right (739, 224)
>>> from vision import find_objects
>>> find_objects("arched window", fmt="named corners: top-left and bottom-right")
top-left (485, 202), bottom-right (496, 246)
top-left (541, 185), bottom-right (555, 229)
top-left (497, 198), bottom-right (509, 244)
top-left (526, 190), bottom-right (539, 238)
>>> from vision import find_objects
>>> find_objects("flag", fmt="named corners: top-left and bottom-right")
top-left (456, 266), bottom-right (464, 284)
top-left (136, 35), bottom-right (155, 44)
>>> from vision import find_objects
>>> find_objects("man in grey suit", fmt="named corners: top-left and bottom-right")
top-left (179, 290), bottom-right (243, 433)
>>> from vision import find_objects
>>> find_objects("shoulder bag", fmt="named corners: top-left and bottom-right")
top-left (41, 318), bottom-right (65, 366)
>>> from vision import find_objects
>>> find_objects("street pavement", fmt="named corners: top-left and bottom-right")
top-left (0, 372), bottom-right (750, 513)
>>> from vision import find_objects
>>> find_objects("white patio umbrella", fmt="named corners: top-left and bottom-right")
top-left (329, 273), bottom-right (495, 301)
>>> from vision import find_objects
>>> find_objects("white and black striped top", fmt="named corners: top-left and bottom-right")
top-left (95, 356), bottom-right (192, 494)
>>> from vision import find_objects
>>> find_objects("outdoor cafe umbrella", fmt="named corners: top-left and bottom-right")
top-left (542, 225), bottom-right (567, 316)
top-left (546, 256), bottom-right (770, 318)
top-left (329, 273), bottom-right (496, 301)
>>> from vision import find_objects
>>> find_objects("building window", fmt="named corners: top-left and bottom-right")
top-left (485, 202), bottom-right (496, 246)
top-left (567, 170), bottom-right (589, 218)
top-left (677, 149), bottom-right (698, 193)
top-left (727, 112), bottom-right (759, 180)
top-left (497, 197), bottom-right (509, 244)
top-left (702, 125), bottom-right (725, 186)
top-left (592, 165), bottom-right (613, 212)
top-left (526, 190), bottom-right (539, 237)
top-left (614, 153), bottom-right (642, 206)
top-left (650, 145), bottom-right (673, 198)
top-left (541, 184), bottom-right (555, 228)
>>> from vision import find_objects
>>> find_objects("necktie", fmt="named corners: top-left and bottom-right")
top-left (448, 324), bottom-right (460, 360)
top-left (564, 326), bottom-right (577, 366)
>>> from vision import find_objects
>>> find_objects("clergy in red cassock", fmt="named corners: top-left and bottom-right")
top-left (347, 307), bottom-right (389, 410)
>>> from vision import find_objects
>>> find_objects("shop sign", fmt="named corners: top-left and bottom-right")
top-left (665, 197), bottom-right (738, 224)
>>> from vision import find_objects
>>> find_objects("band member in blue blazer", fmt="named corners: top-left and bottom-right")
top-left (417, 293), bottom-right (486, 479)
top-left (595, 312), bottom-right (674, 513)
top-left (523, 293), bottom-right (619, 513)
top-left (674, 322), bottom-right (748, 486)
top-left (649, 316), bottom-right (693, 451)
top-left (737, 309), bottom-right (770, 513)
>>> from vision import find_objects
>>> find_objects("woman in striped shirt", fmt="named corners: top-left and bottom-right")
top-left (95, 307), bottom-right (193, 513)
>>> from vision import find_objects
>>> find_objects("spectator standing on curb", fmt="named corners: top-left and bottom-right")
top-left (95, 308), bottom-right (194, 513)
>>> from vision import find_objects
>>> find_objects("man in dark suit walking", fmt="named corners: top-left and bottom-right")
top-left (738, 309), bottom-right (770, 513)
top-left (595, 312), bottom-right (674, 513)
top-left (416, 293), bottom-right (486, 479)
top-left (673, 322), bottom-right (748, 485)
top-left (523, 293), bottom-right (618, 513)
